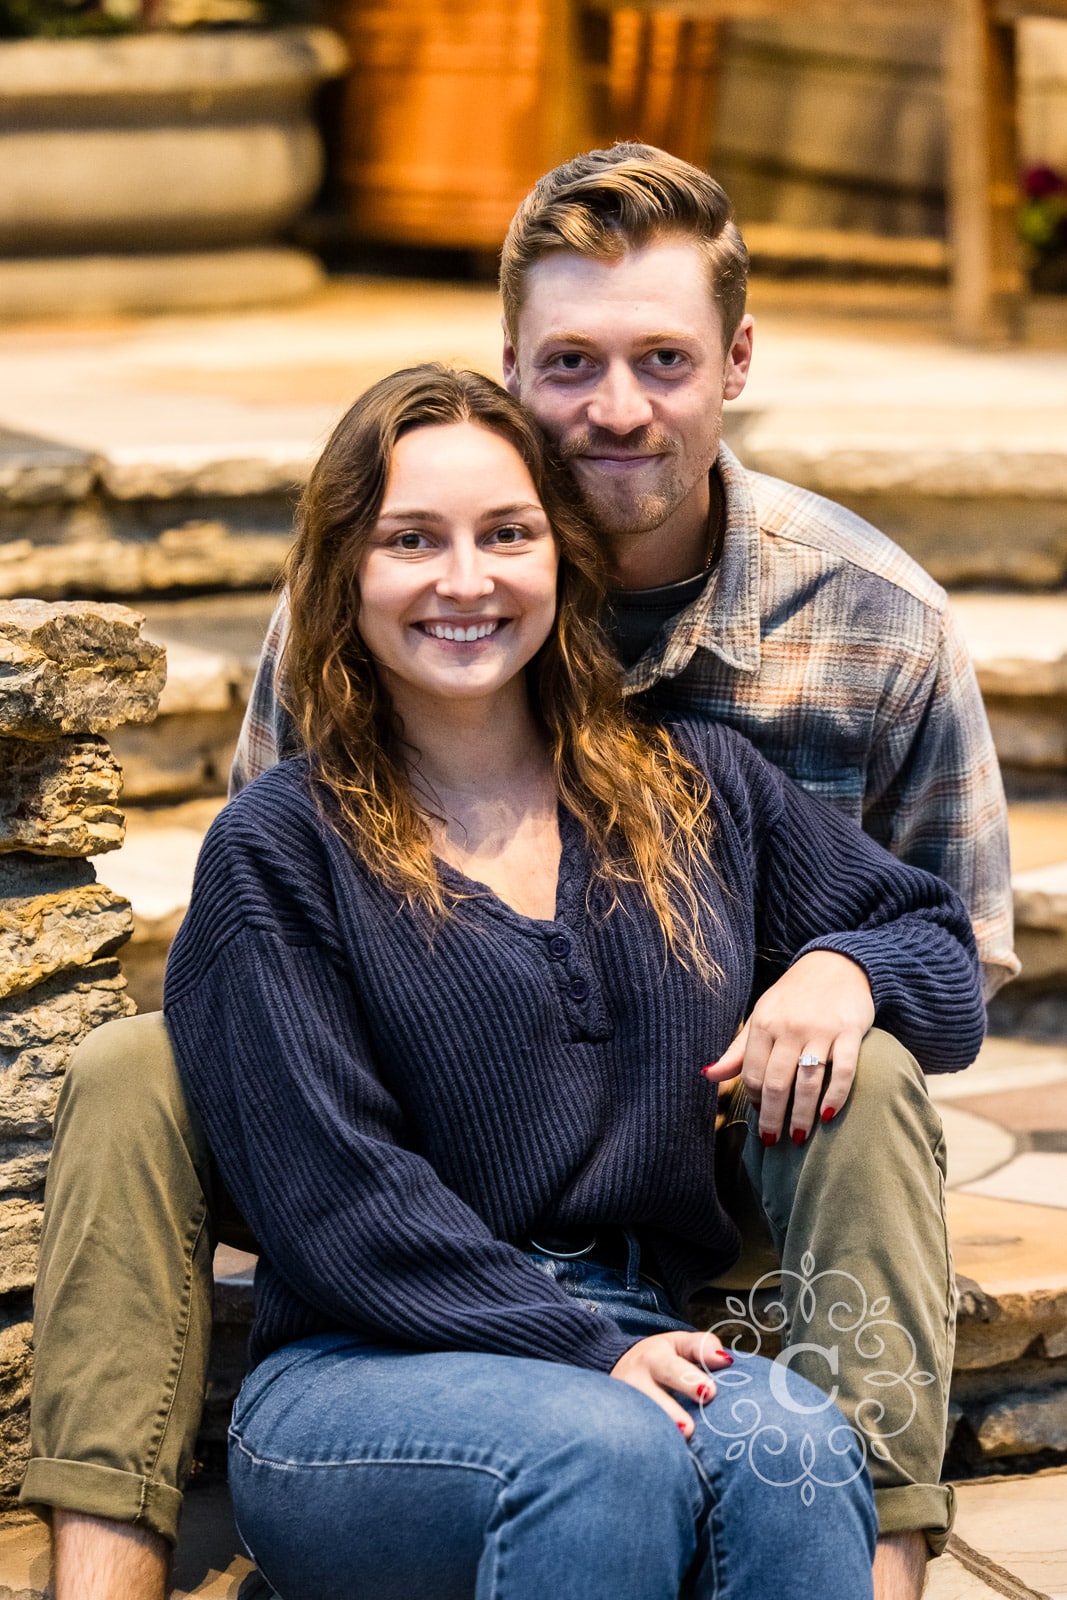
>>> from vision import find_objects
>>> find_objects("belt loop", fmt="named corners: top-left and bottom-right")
top-left (623, 1227), bottom-right (642, 1291)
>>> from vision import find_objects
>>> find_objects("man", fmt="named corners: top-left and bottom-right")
top-left (24, 145), bottom-right (1014, 1600)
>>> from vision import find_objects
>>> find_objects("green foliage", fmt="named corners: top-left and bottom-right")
top-left (0, 0), bottom-right (312, 36)
top-left (0, 0), bottom-right (134, 37)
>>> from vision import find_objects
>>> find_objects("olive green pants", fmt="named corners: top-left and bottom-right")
top-left (21, 1013), bottom-right (957, 1552)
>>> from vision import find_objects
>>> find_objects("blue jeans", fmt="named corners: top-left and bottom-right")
top-left (228, 1246), bottom-right (878, 1600)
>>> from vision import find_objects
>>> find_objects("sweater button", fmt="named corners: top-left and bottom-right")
top-left (548, 935), bottom-right (571, 960)
top-left (568, 976), bottom-right (590, 1002)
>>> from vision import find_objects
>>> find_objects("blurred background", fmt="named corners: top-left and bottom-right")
top-left (4, 0), bottom-right (1067, 315)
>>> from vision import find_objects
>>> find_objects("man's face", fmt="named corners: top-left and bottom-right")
top-left (502, 239), bottom-right (753, 548)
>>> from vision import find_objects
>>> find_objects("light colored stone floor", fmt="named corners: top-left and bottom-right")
top-left (930, 1038), bottom-right (1067, 1286)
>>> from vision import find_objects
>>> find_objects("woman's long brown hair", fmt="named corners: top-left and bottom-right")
top-left (281, 364), bottom-right (721, 980)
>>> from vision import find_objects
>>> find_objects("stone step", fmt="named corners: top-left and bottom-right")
top-left (2, 278), bottom-right (1067, 595)
top-left (950, 595), bottom-right (1067, 795)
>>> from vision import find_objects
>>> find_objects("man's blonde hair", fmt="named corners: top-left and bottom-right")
top-left (500, 143), bottom-right (749, 351)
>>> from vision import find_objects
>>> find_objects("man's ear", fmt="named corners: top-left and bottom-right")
top-left (501, 317), bottom-right (521, 397)
top-left (723, 314), bottom-right (754, 403)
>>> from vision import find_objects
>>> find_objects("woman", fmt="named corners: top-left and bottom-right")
top-left (164, 365), bottom-right (983, 1600)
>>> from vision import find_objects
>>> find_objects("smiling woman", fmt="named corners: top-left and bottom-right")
top-left (156, 360), bottom-right (984, 1600)
top-left (280, 362), bottom-right (720, 956)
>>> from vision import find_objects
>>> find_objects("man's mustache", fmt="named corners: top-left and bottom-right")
top-left (558, 427), bottom-right (677, 462)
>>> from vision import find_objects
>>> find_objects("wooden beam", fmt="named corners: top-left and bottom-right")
top-left (946, 0), bottom-right (1026, 343)
top-left (742, 222), bottom-right (949, 270)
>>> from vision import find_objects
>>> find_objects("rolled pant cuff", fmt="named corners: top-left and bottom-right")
top-left (19, 1457), bottom-right (183, 1546)
top-left (873, 1482), bottom-right (956, 1558)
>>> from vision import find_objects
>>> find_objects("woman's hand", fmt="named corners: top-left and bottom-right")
top-left (610, 1330), bottom-right (733, 1436)
top-left (702, 950), bottom-right (875, 1146)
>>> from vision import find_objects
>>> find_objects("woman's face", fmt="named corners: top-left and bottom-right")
top-left (356, 421), bottom-right (560, 714)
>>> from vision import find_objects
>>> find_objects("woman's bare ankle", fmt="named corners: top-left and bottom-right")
top-left (52, 1509), bottom-right (169, 1600)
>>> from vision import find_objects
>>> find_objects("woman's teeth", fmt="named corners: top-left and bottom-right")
top-left (422, 621), bottom-right (501, 642)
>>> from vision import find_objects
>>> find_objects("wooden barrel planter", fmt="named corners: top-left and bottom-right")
top-left (0, 25), bottom-right (347, 314)
top-left (324, 0), bottom-right (589, 253)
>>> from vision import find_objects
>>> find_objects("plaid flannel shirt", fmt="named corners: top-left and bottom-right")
top-left (231, 442), bottom-right (1016, 996)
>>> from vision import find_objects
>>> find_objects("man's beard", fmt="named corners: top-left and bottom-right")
top-left (557, 425), bottom-right (699, 539)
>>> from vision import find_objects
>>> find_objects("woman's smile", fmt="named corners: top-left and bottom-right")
top-left (414, 617), bottom-right (509, 643)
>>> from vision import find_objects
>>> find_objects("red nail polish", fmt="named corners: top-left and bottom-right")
top-left (791, 1128), bottom-right (807, 1146)
top-left (696, 1383), bottom-right (713, 1401)
top-left (677, 1419), bottom-right (690, 1434)
top-left (719, 1352), bottom-right (734, 1365)
top-left (702, 1063), bottom-right (716, 1076)
top-left (821, 1105), bottom-right (837, 1122)
top-left (760, 1131), bottom-right (777, 1148)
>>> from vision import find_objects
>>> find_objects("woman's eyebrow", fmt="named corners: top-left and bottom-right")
top-left (378, 503), bottom-right (544, 522)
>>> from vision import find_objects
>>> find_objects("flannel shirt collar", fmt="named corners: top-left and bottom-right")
top-left (623, 440), bottom-right (761, 695)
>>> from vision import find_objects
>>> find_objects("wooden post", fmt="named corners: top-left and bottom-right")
top-left (583, 5), bottom-right (721, 160)
top-left (946, 0), bottom-right (1026, 342)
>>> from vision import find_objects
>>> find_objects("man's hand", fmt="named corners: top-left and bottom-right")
top-left (610, 1330), bottom-right (733, 1437)
top-left (702, 950), bottom-right (875, 1145)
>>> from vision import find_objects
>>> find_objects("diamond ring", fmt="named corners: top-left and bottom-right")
top-left (797, 1051), bottom-right (827, 1069)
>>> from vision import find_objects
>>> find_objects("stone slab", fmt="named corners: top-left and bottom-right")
top-left (0, 1194), bottom-right (42, 1298)
top-left (0, 736), bottom-right (123, 858)
top-left (111, 709), bottom-right (245, 805)
top-left (952, 598), bottom-right (1067, 700)
top-left (1009, 805), bottom-right (1067, 874)
top-left (0, 600), bottom-right (165, 738)
top-left (940, 1103), bottom-right (1018, 1188)
top-left (1012, 865), bottom-right (1067, 986)
top-left (0, 525), bottom-right (294, 602)
top-left (950, 1196), bottom-right (1067, 1303)
top-left (0, 427), bottom-right (96, 508)
top-left (0, 958), bottom-right (133, 1139)
top-left (975, 1388), bottom-right (1067, 1458)
top-left (927, 1548), bottom-right (1030, 1599)
top-left (962, 1154), bottom-right (1067, 1212)
top-left (0, 1308), bottom-right (33, 1504)
top-left (951, 1469), bottom-right (1067, 1598)
top-left (0, 856), bottom-right (132, 1002)
top-left (928, 1036), bottom-right (1067, 1103)
top-left (0, 249), bottom-right (326, 325)
top-left (959, 1082), bottom-right (1067, 1133)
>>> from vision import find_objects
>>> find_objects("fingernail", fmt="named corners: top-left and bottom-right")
top-left (677, 1419), bottom-right (690, 1434)
top-left (760, 1131), bottom-right (777, 1148)
top-left (821, 1105), bottom-right (837, 1122)
top-left (791, 1128), bottom-right (807, 1146)
top-left (702, 1063), bottom-right (716, 1076)
top-left (714, 1351), bottom-right (734, 1366)
top-left (696, 1383), bottom-right (714, 1401)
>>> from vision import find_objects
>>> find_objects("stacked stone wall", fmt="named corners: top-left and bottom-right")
top-left (0, 600), bottom-right (164, 1503)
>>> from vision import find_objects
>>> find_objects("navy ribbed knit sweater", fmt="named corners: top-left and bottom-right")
top-left (164, 718), bottom-right (984, 1375)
